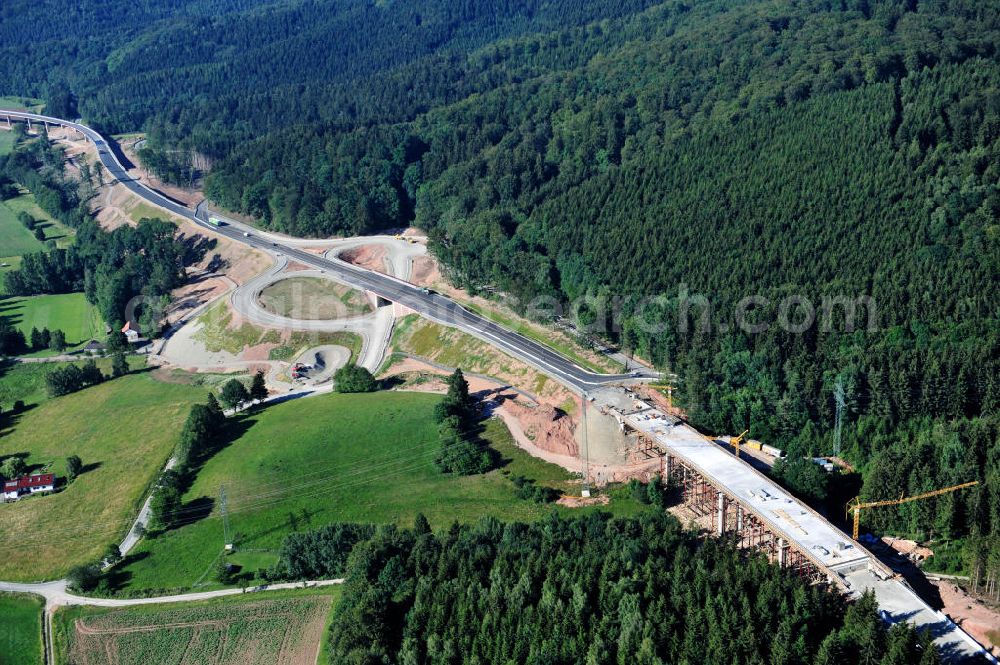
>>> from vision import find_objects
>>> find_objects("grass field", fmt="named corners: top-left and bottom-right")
top-left (193, 300), bottom-right (361, 362)
top-left (0, 96), bottom-right (44, 112)
top-left (0, 255), bottom-right (22, 292)
top-left (0, 371), bottom-right (207, 580)
top-left (0, 187), bottom-right (76, 296)
top-left (0, 592), bottom-right (44, 665)
top-left (0, 293), bottom-right (104, 354)
top-left (116, 391), bottom-right (643, 592)
top-left (0, 194), bottom-right (50, 259)
top-left (0, 356), bottom-right (145, 410)
top-left (128, 201), bottom-right (182, 225)
top-left (464, 301), bottom-right (624, 374)
top-left (259, 276), bottom-right (372, 319)
top-left (0, 130), bottom-right (17, 156)
top-left (54, 589), bottom-right (338, 665)
top-left (391, 313), bottom-right (566, 397)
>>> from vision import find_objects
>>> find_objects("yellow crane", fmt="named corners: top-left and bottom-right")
top-left (703, 429), bottom-right (749, 458)
top-left (729, 429), bottom-right (749, 458)
top-left (846, 481), bottom-right (979, 540)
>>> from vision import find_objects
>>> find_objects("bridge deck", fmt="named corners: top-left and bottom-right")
top-left (621, 404), bottom-right (869, 570)
top-left (599, 389), bottom-right (995, 663)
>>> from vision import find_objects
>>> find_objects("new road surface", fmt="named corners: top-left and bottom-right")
top-left (0, 110), bottom-right (655, 393)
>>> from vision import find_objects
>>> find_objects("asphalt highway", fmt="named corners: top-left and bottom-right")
top-left (1, 110), bottom-right (655, 392)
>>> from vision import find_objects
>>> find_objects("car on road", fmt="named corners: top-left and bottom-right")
top-left (244, 232), bottom-right (251, 237)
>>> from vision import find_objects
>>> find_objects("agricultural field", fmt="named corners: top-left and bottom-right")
top-left (258, 276), bottom-right (372, 319)
top-left (0, 293), bottom-right (104, 354)
top-left (0, 592), bottom-right (44, 665)
top-left (54, 590), bottom-right (337, 665)
top-left (118, 391), bottom-right (643, 592)
top-left (0, 370), bottom-right (206, 580)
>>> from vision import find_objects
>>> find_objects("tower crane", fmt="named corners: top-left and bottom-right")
top-left (846, 481), bottom-right (979, 540)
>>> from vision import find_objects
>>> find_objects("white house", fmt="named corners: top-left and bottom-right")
top-left (2, 474), bottom-right (55, 501)
top-left (121, 321), bottom-right (140, 343)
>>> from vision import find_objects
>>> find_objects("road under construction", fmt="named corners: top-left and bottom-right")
top-left (2, 109), bottom-right (996, 663)
top-left (595, 387), bottom-right (996, 663)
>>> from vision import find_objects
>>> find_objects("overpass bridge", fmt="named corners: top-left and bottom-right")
top-left (0, 109), bottom-right (653, 393)
top-left (598, 387), bottom-right (996, 663)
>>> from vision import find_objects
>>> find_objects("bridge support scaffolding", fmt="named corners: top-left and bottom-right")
top-left (662, 453), bottom-right (828, 586)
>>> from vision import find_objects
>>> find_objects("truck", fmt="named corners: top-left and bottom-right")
top-left (208, 217), bottom-right (226, 227)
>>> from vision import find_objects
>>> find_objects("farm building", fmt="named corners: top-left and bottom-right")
top-left (83, 339), bottom-right (106, 354)
top-left (2, 473), bottom-right (56, 501)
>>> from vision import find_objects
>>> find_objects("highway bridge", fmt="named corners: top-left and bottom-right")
top-left (599, 387), bottom-right (996, 663)
top-left (0, 110), bottom-right (654, 393)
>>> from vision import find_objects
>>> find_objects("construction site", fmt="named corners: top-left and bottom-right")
top-left (579, 386), bottom-right (997, 663)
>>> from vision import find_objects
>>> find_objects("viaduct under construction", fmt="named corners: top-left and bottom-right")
top-left (596, 388), bottom-right (996, 663)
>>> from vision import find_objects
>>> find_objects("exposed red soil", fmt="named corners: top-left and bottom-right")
top-left (243, 344), bottom-right (280, 362)
top-left (164, 274), bottom-right (231, 326)
top-left (339, 245), bottom-right (388, 274)
top-left (501, 399), bottom-right (578, 457)
top-left (883, 536), bottom-right (935, 562)
top-left (931, 580), bottom-right (1000, 657)
top-left (558, 495), bottom-right (610, 508)
top-left (409, 255), bottom-right (440, 287)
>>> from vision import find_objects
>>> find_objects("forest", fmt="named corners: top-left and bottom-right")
top-left (1, 0), bottom-right (998, 591)
top-left (312, 512), bottom-right (939, 664)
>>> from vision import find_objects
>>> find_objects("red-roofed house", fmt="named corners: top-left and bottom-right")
top-left (2, 474), bottom-right (55, 501)
top-left (121, 321), bottom-right (140, 343)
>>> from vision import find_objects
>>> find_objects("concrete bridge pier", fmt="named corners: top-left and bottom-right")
top-left (716, 492), bottom-right (727, 536)
top-left (777, 538), bottom-right (789, 568)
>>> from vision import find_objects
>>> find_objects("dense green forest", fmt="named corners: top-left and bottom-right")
top-left (1, 0), bottom-right (999, 587)
top-left (308, 512), bottom-right (938, 664)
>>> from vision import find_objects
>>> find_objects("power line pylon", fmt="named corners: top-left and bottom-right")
top-left (833, 377), bottom-right (846, 456)
top-left (220, 485), bottom-right (233, 551)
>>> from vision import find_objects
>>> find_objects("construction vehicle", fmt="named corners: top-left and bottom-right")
top-left (729, 429), bottom-right (749, 458)
top-left (846, 480), bottom-right (979, 540)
